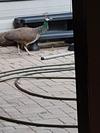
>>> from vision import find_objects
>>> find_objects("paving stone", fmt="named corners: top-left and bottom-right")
top-left (63, 101), bottom-right (77, 111)
top-left (50, 128), bottom-right (68, 133)
top-left (32, 127), bottom-right (53, 133)
top-left (59, 115), bottom-right (77, 125)
top-left (59, 107), bottom-right (77, 121)
top-left (33, 98), bottom-right (54, 108)
top-left (67, 128), bottom-right (78, 133)
top-left (13, 127), bottom-right (35, 133)
top-left (45, 106), bottom-right (69, 117)
top-left (16, 104), bottom-right (46, 115)
top-left (2, 127), bottom-right (15, 133)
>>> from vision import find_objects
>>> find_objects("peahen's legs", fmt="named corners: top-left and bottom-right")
top-left (17, 44), bottom-right (21, 55)
top-left (24, 34), bottom-right (40, 55)
top-left (24, 46), bottom-right (32, 55)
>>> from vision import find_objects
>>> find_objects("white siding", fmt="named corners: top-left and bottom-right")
top-left (0, 0), bottom-right (72, 32)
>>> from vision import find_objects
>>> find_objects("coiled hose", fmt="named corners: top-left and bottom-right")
top-left (0, 63), bottom-right (78, 128)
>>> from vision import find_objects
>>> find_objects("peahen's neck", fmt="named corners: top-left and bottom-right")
top-left (38, 20), bottom-right (49, 34)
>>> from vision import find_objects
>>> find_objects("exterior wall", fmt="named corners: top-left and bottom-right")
top-left (0, 0), bottom-right (72, 32)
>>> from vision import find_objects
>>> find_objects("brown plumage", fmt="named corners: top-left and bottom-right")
top-left (0, 16), bottom-right (49, 55)
top-left (0, 32), bottom-right (15, 47)
top-left (5, 27), bottom-right (40, 55)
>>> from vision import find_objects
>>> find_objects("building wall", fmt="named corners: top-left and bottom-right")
top-left (0, 0), bottom-right (72, 32)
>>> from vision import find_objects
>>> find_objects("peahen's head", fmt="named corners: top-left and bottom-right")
top-left (38, 14), bottom-right (52, 34)
top-left (40, 15), bottom-right (50, 33)
top-left (44, 15), bottom-right (50, 21)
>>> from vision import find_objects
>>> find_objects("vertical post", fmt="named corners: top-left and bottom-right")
top-left (72, 0), bottom-right (100, 133)
top-left (72, 0), bottom-right (89, 133)
top-left (87, 1), bottom-right (100, 133)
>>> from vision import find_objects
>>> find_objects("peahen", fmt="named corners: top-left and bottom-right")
top-left (0, 15), bottom-right (50, 55)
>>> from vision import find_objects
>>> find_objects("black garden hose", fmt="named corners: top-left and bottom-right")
top-left (15, 76), bottom-right (76, 101)
top-left (0, 115), bottom-right (77, 128)
top-left (0, 66), bottom-right (75, 82)
top-left (0, 63), bottom-right (77, 128)
top-left (0, 62), bottom-right (74, 76)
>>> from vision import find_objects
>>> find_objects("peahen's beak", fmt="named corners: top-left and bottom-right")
top-left (45, 16), bottom-right (53, 21)
top-left (44, 14), bottom-right (53, 21)
top-left (45, 17), bottom-right (50, 21)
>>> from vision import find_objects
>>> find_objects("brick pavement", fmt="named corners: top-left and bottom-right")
top-left (0, 43), bottom-right (78, 133)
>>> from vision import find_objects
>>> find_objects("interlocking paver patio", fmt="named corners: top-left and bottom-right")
top-left (0, 43), bottom-right (78, 133)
